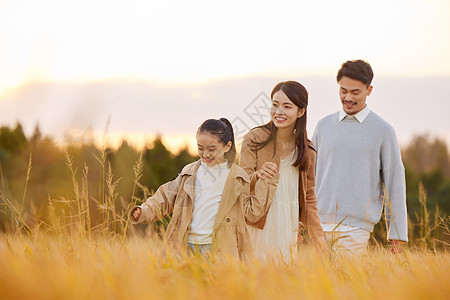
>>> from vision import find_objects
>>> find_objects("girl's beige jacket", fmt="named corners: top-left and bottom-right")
top-left (131, 160), bottom-right (276, 260)
top-left (239, 127), bottom-right (324, 238)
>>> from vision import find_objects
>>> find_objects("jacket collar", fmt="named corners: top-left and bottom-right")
top-left (180, 160), bottom-right (202, 176)
top-left (180, 160), bottom-right (249, 203)
top-left (180, 159), bottom-right (249, 183)
top-left (180, 160), bottom-right (201, 201)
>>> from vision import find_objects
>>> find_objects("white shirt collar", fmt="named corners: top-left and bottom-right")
top-left (200, 160), bottom-right (229, 171)
top-left (339, 105), bottom-right (371, 123)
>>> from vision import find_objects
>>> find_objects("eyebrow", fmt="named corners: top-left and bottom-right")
top-left (340, 87), bottom-right (362, 92)
top-left (197, 144), bottom-right (216, 148)
top-left (272, 99), bottom-right (293, 105)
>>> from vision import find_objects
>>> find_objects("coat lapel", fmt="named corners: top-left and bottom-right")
top-left (182, 160), bottom-right (201, 203)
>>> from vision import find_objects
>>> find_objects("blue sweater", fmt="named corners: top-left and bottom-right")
top-left (312, 110), bottom-right (408, 241)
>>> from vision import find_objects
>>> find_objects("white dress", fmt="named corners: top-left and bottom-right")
top-left (249, 150), bottom-right (299, 264)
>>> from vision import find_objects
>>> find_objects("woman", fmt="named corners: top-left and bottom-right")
top-left (240, 81), bottom-right (326, 263)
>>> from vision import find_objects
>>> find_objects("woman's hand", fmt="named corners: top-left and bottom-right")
top-left (256, 162), bottom-right (278, 181)
top-left (132, 207), bottom-right (142, 222)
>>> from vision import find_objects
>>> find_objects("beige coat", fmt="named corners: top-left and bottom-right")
top-left (131, 160), bottom-right (276, 260)
top-left (239, 127), bottom-right (324, 238)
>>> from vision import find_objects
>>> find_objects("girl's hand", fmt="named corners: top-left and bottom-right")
top-left (132, 207), bottom-right (142, 222)
top-left (257, 162), bottom-right (278, 180)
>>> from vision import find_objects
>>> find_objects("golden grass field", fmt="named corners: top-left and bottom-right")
top-left (0, 152), bottom-right (449, 299)
top-left (0, 231), bottom-right (449, 300)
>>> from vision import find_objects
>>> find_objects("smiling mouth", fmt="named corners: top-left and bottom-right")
top-left (344, 102), bottom-right (356, 108)
top-left (275, 117), bottom-right (286, 122)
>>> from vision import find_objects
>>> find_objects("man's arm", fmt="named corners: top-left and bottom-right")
top-left (381, 126), bottom-right (408, 242)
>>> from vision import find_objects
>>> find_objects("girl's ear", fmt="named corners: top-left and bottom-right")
top-left (224, 141), bottom-right (232, 153)
top-left (297, 107), bottom-right (306, 118)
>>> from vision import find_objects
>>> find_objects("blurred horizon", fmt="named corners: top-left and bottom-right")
top-left (1, 75), bottom-right (450, 154)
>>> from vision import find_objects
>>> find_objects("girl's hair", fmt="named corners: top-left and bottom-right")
top-left (251, 81), bottom-right (310, 170)
top-left (197, 118), bottom-right (236, 166)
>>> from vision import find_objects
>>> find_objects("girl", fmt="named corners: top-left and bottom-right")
top-left (240, 81), bottom-right (326, 263)
top-left (130, 118), bottom-right (273, 260)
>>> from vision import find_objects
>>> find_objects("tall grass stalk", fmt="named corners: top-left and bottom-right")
top-left (1, 154), bottom-right (33, 236)
top-left (94, 145), bottom-right (107, 231)
top-left (3, 196), bottom-right (32, 236)
top-left (122, 152), bottom-right (144, 240)
top-left (417, 181), bottom-right (430, 248)
top-left (0, 160), bottom-right (7, 221)
top-left (104, 161), bottom-right (121, 234)
top-left (82, 163), bottom-right (91, 240)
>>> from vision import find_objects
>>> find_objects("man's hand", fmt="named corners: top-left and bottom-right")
top-left (389, 239), bottom-right (406, 254)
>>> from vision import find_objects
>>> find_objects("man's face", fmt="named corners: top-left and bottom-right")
top-left (338, 76), bottom-right (373, 115)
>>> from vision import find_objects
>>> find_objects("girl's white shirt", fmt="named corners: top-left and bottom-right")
top-left (188, 160), bottom-right (230, 245)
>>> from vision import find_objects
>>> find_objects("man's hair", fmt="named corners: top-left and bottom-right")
top-left (336, 59), bottom-right (374, 87)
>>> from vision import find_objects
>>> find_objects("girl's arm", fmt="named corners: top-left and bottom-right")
top-left (240, 131), bottom-right (278, 226)
top-left (240, 131), bottom-right (277, 182)
top-left (242, 176), bottom-right (278, 224)
top-left (130, 174), bottom-right (183, 224)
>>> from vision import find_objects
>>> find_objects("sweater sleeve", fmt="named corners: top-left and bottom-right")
top-left (130, 174), bottom-right (182, 224)
top-left (381, 126), bottom-right (408, 241)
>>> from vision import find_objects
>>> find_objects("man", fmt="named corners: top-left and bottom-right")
top-left (312, 60), bottom-right (407, 255)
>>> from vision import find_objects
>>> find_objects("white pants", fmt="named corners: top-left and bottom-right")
top-left (325, 228), bottom-right (370, 256)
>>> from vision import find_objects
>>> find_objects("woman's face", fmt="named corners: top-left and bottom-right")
top-left (270, 90), bottom-right (305, 131)
top-left (196, 132), bottom-right (231, 167)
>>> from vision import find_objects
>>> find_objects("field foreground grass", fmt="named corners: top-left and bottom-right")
top-left (0, 234), bottom-right (449, 300)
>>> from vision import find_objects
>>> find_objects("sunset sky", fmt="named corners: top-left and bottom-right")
top-left (1, 0), bottom-right (449, 152)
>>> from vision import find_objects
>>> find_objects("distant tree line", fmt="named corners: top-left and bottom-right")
top-left (0, 123), bottom-right (196, 232)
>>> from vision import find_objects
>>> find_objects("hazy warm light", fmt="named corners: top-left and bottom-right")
top-left (63, 129), bottom-right (197, 154)
top-left (1, 0), bottom-right (449, 96)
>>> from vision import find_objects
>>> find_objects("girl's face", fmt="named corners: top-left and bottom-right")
top-left (196, 132), bottom-right (232, 167)
top-left (270, 90), bottom-right (305, 131)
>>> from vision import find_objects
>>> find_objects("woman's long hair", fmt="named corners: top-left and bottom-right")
top-left (250, 81), bottom-right (310, 170)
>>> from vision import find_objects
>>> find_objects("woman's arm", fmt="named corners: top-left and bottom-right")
top-left (240, 131), bottom-right (259, 182)
top-left (304, 150), bottom-right (325, 238)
